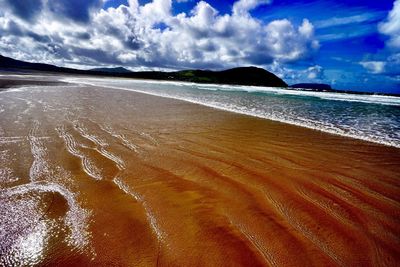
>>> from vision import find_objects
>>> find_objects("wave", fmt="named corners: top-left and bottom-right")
top-left (195, 84), bottom-right (400, 106)
top-left (63, 78), bottom-right (400, 148)
top-left (66, 77), bottom-right (400, 107)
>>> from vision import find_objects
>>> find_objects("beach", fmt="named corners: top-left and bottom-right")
top-left (1, 76), bottom-right (400, 266)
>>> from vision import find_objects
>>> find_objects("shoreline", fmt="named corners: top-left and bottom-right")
top-left (1, 74), bottom-right (399, 149)
top-left (64, 77), bottom-right (400, 149)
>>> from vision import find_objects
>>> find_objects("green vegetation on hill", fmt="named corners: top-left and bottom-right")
top-left (171, 67), bottom-right (288, 87)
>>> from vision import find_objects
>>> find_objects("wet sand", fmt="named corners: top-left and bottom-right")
top-left (0, 74), bottom-right (67, 90)
top-left (0, 78), bottom-right (400, 266)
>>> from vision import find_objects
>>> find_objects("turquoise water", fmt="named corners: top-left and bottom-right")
top-left (67, 77), bottom-right (400, 148)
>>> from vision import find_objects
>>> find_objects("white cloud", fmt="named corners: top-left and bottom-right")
top-left (232, 0), bottom-right (270, 16)
top-left (317, 28), bottom-right (374, 42)
top-left (0, 0), bottom-right (319, 70)
top-left (267, 63), bottom-right (326, 84)
top-left (360, 61), bottom-right (386, 74)
top-left (379, 0), bottom-right (400, 50)
top-left (140, 0), bottom-right (172, 24)
top-left (315, 13), bottom-right (382, 29)
top-left (360, 55), bottom-right (400, 78)
top-left (362, 1), bottom-right (400, 78)
top-left (264, 19), bottom-right (318, 62)
top-left (306, 65), bottom-right (324, 79)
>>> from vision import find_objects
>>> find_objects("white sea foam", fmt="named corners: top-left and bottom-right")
top-left (113, 177), bottom-right (165, 240)
top-left (73, 121), bottom-right (126, 170)
top-left (99, 125), bottom-right (139, 153)
top-left (28, 120), bottom-right (51, 182)
top-left (56, 125), bottom-right (103, 180)
top-left (65, 77), bottom-right (400, 106)
top-left (0, 181), bottom-right (92, 265)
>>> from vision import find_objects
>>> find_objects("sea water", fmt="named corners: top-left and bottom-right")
top-left (66, 77), bottom-right (400, 148)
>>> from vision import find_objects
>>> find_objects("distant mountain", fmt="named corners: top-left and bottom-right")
top-left (290, 83), bottom-right (333, 92)
top-left (90, 67), bottom-right (132, 73)
top-left (0, 54), bottom-right (80, 73)
top-left (0, 55), bottom-right (287, 87)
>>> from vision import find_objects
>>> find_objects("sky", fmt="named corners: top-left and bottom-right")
top-left (0, 0), bottom-right (399, 93)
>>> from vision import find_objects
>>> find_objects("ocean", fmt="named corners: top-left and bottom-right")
top-left (65, 77), bottom-right (400, 148)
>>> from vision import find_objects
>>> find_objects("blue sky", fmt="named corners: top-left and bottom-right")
top-left (0, 0), bottom-right (399, 93)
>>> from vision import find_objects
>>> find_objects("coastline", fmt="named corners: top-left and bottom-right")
top-left (65, 76), bottom-right (400, 148)
top-left (0, 78), bottom-right (399, 266)
top-left (1, 74), bottom-right (400, 148)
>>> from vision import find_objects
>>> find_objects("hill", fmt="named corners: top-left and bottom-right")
top-left (0, 55), bottom-right (287, 87)
top-left (173, 67), bottom-right (287, 87)
top-left (90, 67), bottom-right (132, 73)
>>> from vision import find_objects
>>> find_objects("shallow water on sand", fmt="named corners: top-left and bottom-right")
top-left (1, 81), bottom-right (400, 266)
top-left (66, 77), bottom-right (400, 148)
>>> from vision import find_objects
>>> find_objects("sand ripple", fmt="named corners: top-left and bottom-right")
top-left (0, 81), bottom-right (399, 266)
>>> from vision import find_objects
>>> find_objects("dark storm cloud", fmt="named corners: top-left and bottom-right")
top-left (27, 32), bottom-right (51, 43)
top-left (73, 32), bottom-right (92, 40)
top-left (72, 47), bottom-right (122, 65)
top-left (4, 20), bottom-right (24, 36)
top-left (48, 0), bottom-right (102, 23)
top-left (3, 0), bottom-right (102, 23)
top-left (2, 19), bottom-right (51, 43)
top-left (244, 52), bottom-right (274, 65)
top-left (124, 36), bottom-right (142, 50)
top-left (3, 0), bottom-right (43, 21)
top-left (101, 25), bottom-right (141, 50)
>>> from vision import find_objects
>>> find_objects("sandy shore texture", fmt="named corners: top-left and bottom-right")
top-left (0, 78), bottom-right (399, 266)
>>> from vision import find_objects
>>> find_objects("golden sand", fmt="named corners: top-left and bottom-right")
top-left (0, 80), bottom-right (399, 266)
